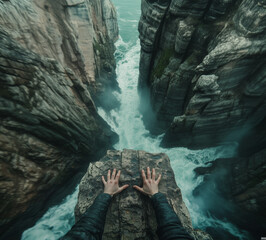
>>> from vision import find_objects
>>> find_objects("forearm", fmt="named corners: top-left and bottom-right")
top-left (151, 193), bottom-right (193, 240)
top-left (61, 193), bottom-right (112, 240)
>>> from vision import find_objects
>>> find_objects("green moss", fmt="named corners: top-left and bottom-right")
top-left (93, 42), bottom-right (105, 58)
top-left (0, 88), bottom-right (14, 99)
top-left (151, 48), bottom-right (174, 80)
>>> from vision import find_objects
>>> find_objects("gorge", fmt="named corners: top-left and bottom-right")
top-left (0, 0), bottom-right (265, 240)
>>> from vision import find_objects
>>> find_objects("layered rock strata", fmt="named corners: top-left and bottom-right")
top-left (194, 148), bottom-right (266, 239)
top-left (0, 0), bottom-right (119, 109)
top-left (138, 0), bottom-right (266, 148)
top-left (193, 117), bottom-right (266, 239)
top-left (0, 0), bottom-right (118, 238)
top-left (76, 149), bottom-right (213, 240)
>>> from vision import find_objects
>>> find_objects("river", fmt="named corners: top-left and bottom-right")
top-left (22, 1), bottom-right (247, 239)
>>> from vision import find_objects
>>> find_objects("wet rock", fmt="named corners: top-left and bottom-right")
top-left (193, 148), bottom-right (266, 239)
top-left (76, 149), bottom-right (213, 240)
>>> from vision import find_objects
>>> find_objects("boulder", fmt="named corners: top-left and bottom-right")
top-left (75, 149), bottom-right (213, 240)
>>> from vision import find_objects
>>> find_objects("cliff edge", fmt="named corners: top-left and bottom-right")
top-left (75, 149), bottom-right (213, 240)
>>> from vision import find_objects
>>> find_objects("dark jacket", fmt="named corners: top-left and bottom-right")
top-left (151, 192), bottom-right (193, 240)
top-left (60, 193), bottom-right (112, 240)
top-left (61, 192), bottom-right (193, 240)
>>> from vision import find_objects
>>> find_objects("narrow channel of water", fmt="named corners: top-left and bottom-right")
top-left (22, 1), bottom-right (247, 239)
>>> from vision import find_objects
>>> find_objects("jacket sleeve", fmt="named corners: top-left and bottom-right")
top-left (60, 193), bottom-right (112, 240)
top-left (151, 192), bottom-right (194, 240)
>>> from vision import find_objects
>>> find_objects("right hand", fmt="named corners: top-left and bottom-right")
top-left (133, 167), bottom-right (162, 197)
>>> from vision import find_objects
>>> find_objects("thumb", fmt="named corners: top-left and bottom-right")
top-left (117, 184), bottom-right (129, 194)
top-left (133, 185), bottom-right (145, 194)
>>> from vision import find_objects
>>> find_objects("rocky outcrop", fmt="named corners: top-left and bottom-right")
top-left (76, 149), bottom-right (213, 240)
top-left (193, 117), bottom-right (266, 239)
top-left (0, 0), bottom-right (118, 238)
top-left (194, 148), bottom-right (266, 239)
top-left (138, 0), bottom-right (266, 148)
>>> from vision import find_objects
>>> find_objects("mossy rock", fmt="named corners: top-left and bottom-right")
top-left (151, 48), bottom-right (174, 80)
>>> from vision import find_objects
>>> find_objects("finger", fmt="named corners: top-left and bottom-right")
top-left (156, 174), bottom-right (162, 184)
top-left (147, 167), bottom-right (151, 180)
top-left (133, 185), bottom-right (145, 194)
top-left (141, 169), bottom-right (146, 181)
top-left (102, 176), bottom-right (107, 185)
top-left (112, 168), bottom-right (116, 180)
top-left (118, 184), bottom-right (129, 193)
top-left (115, 170), bottom-right (121, 181)
top-left (107, 170), bottom-right (111, 181)
top-left (152, 168), bottom-right (156, 181)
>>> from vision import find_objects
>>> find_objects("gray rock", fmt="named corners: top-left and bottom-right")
top-left (193, 148), bottom-right (266, 236)
top-left (193, 75), bottom-right (220, 94)
top-left (175, 20), bottom-right (195, 54)
top-left (0, 0), bottom-right (118, 238)
top-left (138, 0), bottom-right (266, 149)
top-left (75, 149), bottom-right (213, 240)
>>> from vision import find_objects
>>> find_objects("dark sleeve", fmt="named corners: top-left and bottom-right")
top-left (60, 193), bottom-right (112, 240)
top-left (151, 192), bottom-right (194, 240)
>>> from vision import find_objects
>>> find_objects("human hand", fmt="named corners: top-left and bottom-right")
top-left (102, 169), bottom-right (129, 197)
top-left (133, 167), bottom-right (162, 197)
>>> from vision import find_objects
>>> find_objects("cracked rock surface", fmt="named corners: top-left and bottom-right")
top-left (76, 149), bottom-right (213, 240)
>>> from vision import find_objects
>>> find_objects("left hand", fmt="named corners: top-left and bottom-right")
top-left (102, 169), bottom-right (129, 197)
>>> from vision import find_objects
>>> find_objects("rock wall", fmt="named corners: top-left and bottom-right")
top-left (194, 148), bottom-right (266, 239)
top-left (193, 117), bottom-right (266, 239)
top-left (76, 149), bottom-right (213, 240)
top-left (138, 0), bottom-right (266, 149)
top-left (0, 0), bottom-right (118, 238)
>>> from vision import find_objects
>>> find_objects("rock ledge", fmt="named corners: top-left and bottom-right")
top-left (75, 149), bottom-right (212, 240)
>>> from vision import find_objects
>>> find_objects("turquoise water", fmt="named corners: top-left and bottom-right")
top-left (22, 1), bottom-right (248, 239)
top-left (112, 0), bottom-right (141, 43)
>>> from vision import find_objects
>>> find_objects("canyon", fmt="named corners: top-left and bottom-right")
top-left (0, 0), bottom-right (265, 239)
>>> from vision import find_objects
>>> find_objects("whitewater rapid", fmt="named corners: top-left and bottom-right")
top-left (22, 1), bottom-right (248, 239)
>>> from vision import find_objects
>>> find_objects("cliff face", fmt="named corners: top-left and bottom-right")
top-left (193, 118), bottom-right (266, 239)
top-left (138, 0), bottom-right (266, 149)
top-left (0, 0), bottom-right (118, 238)
top-left (76, 149), bottom-right (213, 240)
top-left (194, 149), bottom-right (266, 239)
top-left (0, 0), bottom-right (119, 108)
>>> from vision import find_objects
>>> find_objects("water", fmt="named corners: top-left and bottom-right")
top-left (22, 1), bottom-right (248, 239)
